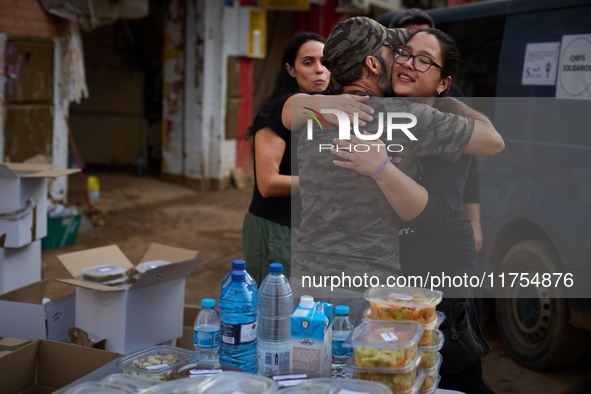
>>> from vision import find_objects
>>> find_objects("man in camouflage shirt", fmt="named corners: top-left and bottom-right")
top-left (279, 17), bottom-right (501, 320)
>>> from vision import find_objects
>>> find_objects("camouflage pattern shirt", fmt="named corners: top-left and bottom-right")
top-left (292, 94), bottom-right (474, 291)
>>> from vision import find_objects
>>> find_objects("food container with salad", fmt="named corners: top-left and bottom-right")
top-left (164, 360), bottom-right (243, 380)
top-left (419, 375), bottom-right (441, 394)
top-left (345, 352), bottom-right (425, 393)
top-left (420, 352), bottom-right (442, 391)
top-left (343, 320), bottom-right (423, 369)
top-left (420, 328), bottom-right (444, 369)
top-left (118, 345), bottom-right (193, 380)
top-left (364, 287), bottom-right (442, 325)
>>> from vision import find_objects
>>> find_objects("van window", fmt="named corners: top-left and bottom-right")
top-left (497, 5), bottom-right (591, 96)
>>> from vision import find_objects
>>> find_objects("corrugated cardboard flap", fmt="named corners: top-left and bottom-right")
top-left (139, 242), bottom-right (199, 263)
top-left (131, 257), bottom-right (203, 290)
top-left (55, 279), bottom-right (125, 292)
top-left (57, 245), bottom-right (134, 280)
top-left (0, 163), bottom-right (55, 175)
top-left (0, 280), bottom-right (50, 305)
top-left (23, 169), bottom-right (80, 178)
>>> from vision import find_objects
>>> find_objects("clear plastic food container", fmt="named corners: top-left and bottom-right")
top-left (269, 372), bottom-right (320, 388)
top-left (420, 353), bottom-right (442, 391)
top-left (343, 320), bottom-right (423, 369)
top-left (101, 373), bottom-right (161, 391)
top-left (64, 382), bottom-right (133, 394)
top-left (118, 345), bottom-right (193, 380)
top-left (345, 353), bottom-right (425, 393)
top-left (164, 360), bottom-right (243, 380)
top-left (135, 260), bottom-right (171, 275)
top-left (197, 371), bottom-right (278, 394)
top-left (364, 287), bottom-right (443, 325)
top-left (140, 378), bottom-right (207, 394)
top-left (81, 264), bottom-right (128, 282)
top-left (419, 375), bottom-right (440, 394)
top-left (307, 378), bottom-right (393, 393)
top-left (419, 329), bottom-right (444, 369)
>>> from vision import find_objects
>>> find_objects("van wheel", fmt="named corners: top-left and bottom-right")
top-left (495, 240), bottom-right (589, 370)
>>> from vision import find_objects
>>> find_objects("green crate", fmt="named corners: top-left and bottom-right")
top-left (41, 214), bottom-right (81, 250)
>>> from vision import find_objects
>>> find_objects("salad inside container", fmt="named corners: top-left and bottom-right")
top-left (118, 345), bottom-right (193, 380)
top-left (345, 352), bottom-right (424, 393)
top-left (343, 320), bottom-right (423, 369)
top-left (364, 287), bottom-right (443, 324)
top-left (419, 329), bottom-right (444, 369)
top-left (421, 352), bottom-right (442, 391)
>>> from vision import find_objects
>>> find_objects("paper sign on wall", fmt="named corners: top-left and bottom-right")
top-left (521, 42), bottom-right (560, 86)
top-left (556, 34), bottom-right (591, 99)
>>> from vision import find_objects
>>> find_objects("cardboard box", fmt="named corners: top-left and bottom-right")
top-left (56, 243), bottom-right (201, 354)
top-left (0, 339), bottom-right (119, 394)
top-left (0, 279), bottom-right (76, 342)
top-left (0, 163), bottom-right (79, 248)
top-left (0, 338), bottom-right (34, 359)
top-left (0, 240), bottom-right (42, 294)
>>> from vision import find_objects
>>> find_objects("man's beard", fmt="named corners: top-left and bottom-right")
top-left (375, 54), bottom-right (394, 97)
top-left (378, 67), bottom-right (394, 97)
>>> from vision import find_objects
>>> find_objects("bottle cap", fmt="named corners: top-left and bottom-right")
top-left (231, 259), bottom-right (246, 270)
top-left (300, 295), bottom-right (314, 308)
top-left (201, 299), bottom-right (215, 308)
top-left (231, 270), bottom-right (246, 281)
top-left (268, 263), bottom-right (283, 273)
top-left (335, 305), bottom-right (349, 315)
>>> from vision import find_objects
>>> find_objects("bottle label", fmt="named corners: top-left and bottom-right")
top-left (221, 320), bottom-right (257, 345)
top-left (194, 329), bottom-right (220, 348)
top-left (258, 349), bottom-right (290, 375)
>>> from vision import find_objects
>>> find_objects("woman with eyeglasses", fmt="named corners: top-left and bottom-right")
top-left (331, 29), bottom-right (496, 394)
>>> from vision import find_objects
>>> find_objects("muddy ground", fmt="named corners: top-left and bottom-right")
top-left (41, 174), bottom-right (588, 393)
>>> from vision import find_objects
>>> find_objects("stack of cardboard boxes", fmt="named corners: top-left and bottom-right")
top-left (0, 163), bottom-right (78, 294)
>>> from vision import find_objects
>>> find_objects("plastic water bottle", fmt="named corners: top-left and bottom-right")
top-left (331, 305), bottom-right (354, 379)
top-left (257, 263), bottom-right (294, 375)
top-left (193, 298), bottom-right (220, 362)
top-left (220, 259), bottom-right (258, 293)
top-left (219, 270), bottom-right (258, 373)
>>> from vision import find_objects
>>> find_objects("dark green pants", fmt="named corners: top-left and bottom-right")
top-left (242, 212), bottom-right (298, 284)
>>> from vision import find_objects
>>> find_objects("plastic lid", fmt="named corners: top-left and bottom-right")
top-left (231, 259), bottom-right (246, 269)
top-left (364, 286), bottom-right (443, 308)
top-left (299, 295), bottom-right (314, 308)
top-left (335, 305), bottom-right (349, 315)
top-left (305, 378), bottom-right (392, 394)
top-left (231, 270), bottom-right (246, 280)
top-left (201, 299), bottom-right (215, 308)
top-left (269, 263), bottom-right (283, 273)
top-left (343, 320), bottom-right (423, 350)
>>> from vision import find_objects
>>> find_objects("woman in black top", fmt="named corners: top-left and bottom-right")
top-left (243, 33), bottom-right (332, 283)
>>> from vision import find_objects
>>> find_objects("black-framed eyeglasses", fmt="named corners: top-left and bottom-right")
top-left (393, 48), bottom-right (449, 75)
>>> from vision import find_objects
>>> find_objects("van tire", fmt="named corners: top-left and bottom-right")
top-left (495, 240), bottom-right (589, 370)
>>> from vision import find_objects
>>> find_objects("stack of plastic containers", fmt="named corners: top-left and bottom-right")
top-left (343, 320), bottom-right (425, 393)
top-left (363, 286), bottom-right (444, 392)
